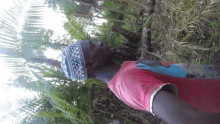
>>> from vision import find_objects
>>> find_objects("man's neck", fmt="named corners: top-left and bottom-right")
top-left (93, 63), bottom-right (121, 84)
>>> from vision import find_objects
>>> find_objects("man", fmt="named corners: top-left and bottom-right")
top-left (61, 40), bottom-right (220, 124)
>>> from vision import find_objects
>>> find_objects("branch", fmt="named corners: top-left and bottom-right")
top-left (111, 25), bottom-right (141, 43)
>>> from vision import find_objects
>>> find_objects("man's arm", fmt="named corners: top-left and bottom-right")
top-left (152, 90), bottom-right (220, 124)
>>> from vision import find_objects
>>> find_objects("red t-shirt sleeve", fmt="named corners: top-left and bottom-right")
top-left (108, 61), bottom-right (178, 115)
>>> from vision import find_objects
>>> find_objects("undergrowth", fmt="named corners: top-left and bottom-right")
top-left (150, 0), bottom-right (220, 64)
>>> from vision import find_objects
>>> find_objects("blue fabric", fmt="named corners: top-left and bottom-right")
top-left (136, 62), bottom-right (220, 79)
top-left (65, 57), bottom-right (71, 78)
top-left (203, 64), bottom-right (218, 79)
top-left (136, 63), bottom-right (188, 78)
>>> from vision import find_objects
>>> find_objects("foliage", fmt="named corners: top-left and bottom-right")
top-left (1, 0), bottom-right (146, 123)
top-left (102, 1), bottom-right (126, 27)
top-left (25, 64), bottom-right (95, 124)
top-left (144, 14), bottom-right (154, 27)
top-left (28, 65), bottom-right (161, 124)
top-left (95, 23), bottom-right (126, 47)
top-left (63, 11), bottom-right (92, 41)
top-left (150, 0), bottom-right (220, 64)
top-left (102, 0), bottom-right (140, 32)
top-left (3, 0), bottom-right (220, 123)
top-left (45, 0), bottom-right (93, 18)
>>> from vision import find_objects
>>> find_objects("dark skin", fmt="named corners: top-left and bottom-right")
top-left (80, 40), bottom-right (121, 83)
top-left (80, 40), bottom-right (220, 124)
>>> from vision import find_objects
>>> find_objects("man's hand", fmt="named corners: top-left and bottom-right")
top-left (195, 111), bottom-right (220, 124)
top-left (152, 90), bottom-right (220, 124)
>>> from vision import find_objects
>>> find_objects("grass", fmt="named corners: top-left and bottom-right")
top-left (150, 0), bottom-right (220, 64)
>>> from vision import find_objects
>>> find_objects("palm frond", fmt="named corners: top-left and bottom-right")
top-left (26, 63), bottom-right (95, 124)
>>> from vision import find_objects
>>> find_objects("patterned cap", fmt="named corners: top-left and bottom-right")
top-left (61, 42), bottom-right (88, 81)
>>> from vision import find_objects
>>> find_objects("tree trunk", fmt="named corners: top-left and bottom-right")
top-left (140, 0), bottom-right (155, 60)
top-left (30, 58), bottom-right (61, 69)
top-left (111, 26), bottom-right (141, 44)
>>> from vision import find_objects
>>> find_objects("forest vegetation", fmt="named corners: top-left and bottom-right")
top-left (1, 0), bottom-right (220, 123)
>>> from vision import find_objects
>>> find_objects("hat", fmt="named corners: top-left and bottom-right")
top-left (61, 42), bottom-right (88, 81)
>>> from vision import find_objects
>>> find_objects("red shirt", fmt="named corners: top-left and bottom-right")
top-left (108, 61), bottom-right (220, 115)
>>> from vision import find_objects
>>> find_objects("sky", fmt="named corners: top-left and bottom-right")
top-left (0, 0), bottom-right (107, 123)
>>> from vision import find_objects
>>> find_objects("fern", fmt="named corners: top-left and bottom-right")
top-left (144, 13), bottom-right (154, 26)
top-left (26, 63), bottom-right (95, 124)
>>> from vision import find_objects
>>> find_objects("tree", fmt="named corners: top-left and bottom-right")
top-left (0, 0), bottom-right (67, 123)
top-left (0, 0), bottom-right (162, 123)
top-left (139, 0), bottom-right (155, 60)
